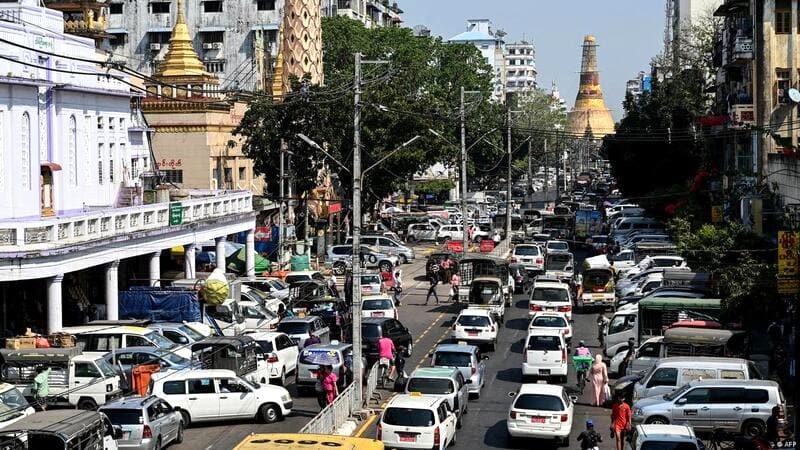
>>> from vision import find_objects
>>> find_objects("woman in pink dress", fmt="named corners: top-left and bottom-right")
top-left (589, 354), bottom-right (608, 406)
top-left (322, 365), bottom-right (339, 405)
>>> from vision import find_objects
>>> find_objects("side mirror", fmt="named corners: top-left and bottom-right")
top-left (675, 397), bottom-right (687, 405)
top-left (569, 395), bottom-right (579, 403)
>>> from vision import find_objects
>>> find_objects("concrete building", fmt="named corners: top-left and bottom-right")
top-left (0, 0), bottom-right (256, 334)
top-left (505, 41), bottom-right (537, 93)
top-left (449, 19), bottom-right (507, 103)
top-left (665, 0), bottom-right (724, 54)
top-left (322, 0), bottom-right (403, 28)
top-left (625, 71), bottom-right (652, 103)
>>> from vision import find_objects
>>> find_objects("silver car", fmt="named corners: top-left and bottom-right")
top-left (99, 395), bottom-right (183, 450)
top-left (632, 379), bottom-right (785, 437)
top-left (327, 244), bottom-right (398, 275)
top-left (295, 342), bottom-right (353, 395)
top-left (430, 343), bottom-right (487, 398)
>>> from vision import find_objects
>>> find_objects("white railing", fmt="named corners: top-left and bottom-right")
top-left (0, 191), bottom-right (253, 252)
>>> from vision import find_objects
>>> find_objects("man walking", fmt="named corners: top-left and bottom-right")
top-left (33, 366), bottom-right (51, 411)
top-left (425, 271), bottom-right (440, 305)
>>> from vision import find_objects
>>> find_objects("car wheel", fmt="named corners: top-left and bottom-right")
top-left (175, 422), bottom-right (184, 444)
top-left (179, 410), bottom-right (191, 427)
top-left (77, 398), bottom-right (96, 410)
top-left (618, 362), bottom-right (628, 378)
top-left (271, 368), bottom-right (286, 387)
top-left (259, 403), bottom-right (281, 424)
top-left (368, 254), bottom-right (378, 264)
top-left (489, 340), bottom-right (496, 351)
top-left (407, 235), bottom-right (416, 243)
top-left (456, 412), bottom-right (462, 429)
top-left (399, 254), bottom-right (408, 264)
top-left (742, 419), bottom-right (766, 437)
top-left (405, 341), bottom-right (413, 357)
top-left (645, 416), bottom-right (669, 425)
top-left (333, 262), bottom-right (347, 276)
top-left (561, 436), bottom-right (570, 447)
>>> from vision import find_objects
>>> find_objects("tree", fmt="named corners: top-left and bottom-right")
top-left (235, 16), bottom-right (503, 208)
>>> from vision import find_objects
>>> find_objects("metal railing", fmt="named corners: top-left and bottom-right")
top-left (299, 361), bottom-right (380, 435)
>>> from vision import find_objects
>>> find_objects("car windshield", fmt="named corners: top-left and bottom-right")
top-left (407, 378), bottom-right (454, 395)
top-left (664, 383), bottom-right (692, 401)
top-left (101, 409), bottom-right (144, 425)
top-left (545, 255), bottom-right (571, 270)
top-left (159, 352), bottom-right (190, 366)
top-left (0, 388), bottom-right (28, 411)
top-left (361, 275), bottom-right (381, 285)
top-left (641, 442), bottom-right (699, 450)
top-left (433, 352), bottom-right (472, 368)
top-left (95, 358), bottom-right (118, 378)
top-left (527, 335), bottom-right (561, 351)
top-left (531, 316), bottom-right (567, 328)
top-left (277, 322), bottom-right (309, 335)
top-left (513, 393), bottom-right (564, 411)
top-left (382, 407), bottom-right (435, 427)
top-left (361, 324), bottom-right (382, 338)
top-left (532, 288), bottom-right (568, 301)
top-left (548, 242), bottom-right (569, 251)
top-left (146, 331), bottom-right (177, 349)
top-left (653, 259), bottom-right (682, 268)
top-left (363, 299), bottom-right (393, 310)
top-left (515, 246), bottom-right (539, 256)
top-left (178, 325), bottom-right (204, 341)
top-left (256, 340), bottom-right (274, 353)
top-left (457, 315), bottom-right (490, 327)
top-left (299, 349), bottom-right (341, 365)
top-left (268, 279), bottom-right (288, 290)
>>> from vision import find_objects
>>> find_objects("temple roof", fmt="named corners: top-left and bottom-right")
top-left (155, 0), bottom-right (212, 80)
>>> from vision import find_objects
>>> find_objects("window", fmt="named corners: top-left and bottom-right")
top-left (743, 389), bottom-right (769, 403)
top-left (204, 60), bottom-right (225, 73)
top-left (126, 335), bottom-right (153, 347)
top-left (150, 2), bottom-right (170, 14)
top-left (513, 394), bottom-right (565, 411)
top-left (257, 0), bottom-right (275, 10)
top-left (109, 143), bottom-right (115, 183)
top-left (162, 169), bottom-right (183, 183)
top-left (638, 343), bottom-right (660, 358)
top-left (162, 381), bottom-right (185, 395)
top-left (110, 33), bottom-right (126, 47)
top-left (219, 378), bottom-right (251, 393)
top-left (109, 3), bottom-right (123, 14)
top-left (679, 368), bottom-right (717, 385)
top-left (68, 115), bottom-right (77, 186)
top-left (20, 112), bottom-right (30, 190)
top-left (202, 31), bottom-right (224, 44)
top-left (710, 387), bottom-right (746, 404)
top-left (98, 143), bottom-right (104, 184)
top-left (238, 167), bottom-right (246, 182)
top-left (382, 408), bottom-right (434, 427)
top-left (74, 362), bottom-right (101, 378)
top-left (163, 330), bottom-right (189, 344)
top-left (119, 118), bottom-right (125, 130)
top-left (777, 68), bottom-right (791, 103)
top-left (203, 1), bottom-right (223, 12)
top-left (188, 378), bottom-right (216, 394)
top-left (647, 367), bottom-right (678, 388)
top-left (97, 116), bottom-right (104, 129)
top-left (608, 314), bottom-right (636, 334)
top-left (682, 387), bottom-right (711, 404)
top-left (151, 32), bottom-right (172, 44)
top-left (776, 0), bottom-right (791, 33)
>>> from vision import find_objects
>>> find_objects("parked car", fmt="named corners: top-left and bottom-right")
top-left (404, 367), bottom-right (468, 427)
top-left (295, 342), bottom-right (354, 395)
top-left (631, 379), bottom-right (785, 437)
top-left (103, 347), bottom-right (195, 391)
top-left (146, 322), bottom-right (207, 346)
top-left (522, 329), bottom-right (568, 383)
top-left (99, 395), bottom-right (184, 450)
top-left (451, 308), bottom-right (498, 351)
top-left (276, 316), bottom-right (331, 348)
top-left (64, 325), bottom-right (191, 360)
top-left (243, 331), bottom-right (300, 386)
top-left (328, 244), bottom-right (398, 275)
top-left (149, 369), bottom-right (293, 425)
top-left (506, 383), bottom-right (574, 446)
top-left (346, 235), bottom-right (416, 264)
top-left (429, 344), bottom-right (487, 398)
top-left (633, 356), bottom-right (762, 401)
top-left (283, 271), bottom-right (325, 286)
top-left (378, 393), bottom-right (458, 449)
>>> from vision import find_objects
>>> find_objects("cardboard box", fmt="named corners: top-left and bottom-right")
top-left (5, 338), bottom-right (20, 350)
top-left (16, 336), bottom-right (36, 349)
top-left (47, 333), bottom-right (76, 348)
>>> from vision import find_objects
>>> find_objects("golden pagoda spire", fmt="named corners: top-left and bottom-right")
top-left (155, 0), bottom-right (209, 79)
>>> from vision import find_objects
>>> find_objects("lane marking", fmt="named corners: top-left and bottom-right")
top-left (355, 413), bottom-right (378, 437)
top-left (414, 326), bottom-right (452, 371)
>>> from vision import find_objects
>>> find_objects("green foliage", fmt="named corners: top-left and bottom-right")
top-left (414, 179), bottom-right (455, 194)
top-left (235, 16), bottom-right (503, 205)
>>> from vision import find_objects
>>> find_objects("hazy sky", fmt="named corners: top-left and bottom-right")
top-left (398, 0), bottom-right (665, 121)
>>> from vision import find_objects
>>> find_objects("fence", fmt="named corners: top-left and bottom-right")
top-left (299, 361), bottom-right (380, 435)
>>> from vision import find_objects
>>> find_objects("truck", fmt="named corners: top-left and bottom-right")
top-left (541, 214), bottom-right (575, 241)
top-left (191, 336), bottom-right (271, 385)
top-left (0, 347), bottom-right (123, 410)
top-left (544, 251), bottom-right (574, 283)
top-left (456, 256), bottom-right (512, 306)
top-left (574, 210), bottom-right (603, 243)
top-left (577, 255), bottom-right (615, 309)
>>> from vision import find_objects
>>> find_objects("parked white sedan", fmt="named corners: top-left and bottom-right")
top-left (506, 383), bottom-right (575, 446)
top-left (244, 331), bottom-right (299, 386)
top-left (361, 294), bottom-right (398, 320)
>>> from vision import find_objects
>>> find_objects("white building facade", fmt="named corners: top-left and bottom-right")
top-left (449, 19), bottom-right (506, 103)
top-left (505, 41), bottom-right (537, 94)
top-left (322, 0), bottom-right (403, 28)
top-left (0, 0), bottom-right (256, 334)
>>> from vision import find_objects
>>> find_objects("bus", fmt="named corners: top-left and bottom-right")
top-left (233, 434), bottom-right (385, 450)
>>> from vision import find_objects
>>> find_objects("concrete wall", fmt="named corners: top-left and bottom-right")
top-left (768, 153), bottom-right (800, 205)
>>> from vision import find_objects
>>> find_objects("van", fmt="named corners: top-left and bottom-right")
top-left (603, 304), bottom-right (638, 357)
top-left (404, 367), bottom-right (468, 427)
top-left (611, 218), bottom-right (664, 243)
top-left (63, 325), bottom-right (192, 360)
top-left (633, 357), bottom-right (762, 400)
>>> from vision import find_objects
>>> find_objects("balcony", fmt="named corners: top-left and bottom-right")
top-left (732, 36), bottom-right (753, 61)
top-left (729, 103), bottom-right (755, 128)
top-left (0, 191), bottom-right (253, 254)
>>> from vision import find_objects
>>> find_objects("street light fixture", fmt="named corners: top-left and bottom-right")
top-left (296, 133), bottom-right (352, 175)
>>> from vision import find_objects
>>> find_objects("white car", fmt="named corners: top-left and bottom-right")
top-left (378, 393), bottom-right (458, 449)
top-left (529, 312), bottom-right (573, 346)
top-left (149, 369), bottom-right (292, 425)
top-left (522, 329), bottom-right (568, 382)
top-left (243, 331), bottom-right (300, 386)
top-left (529, 280), bottom-right (572, 320)
top-left (510, 244), bottom-right (544, 273)
top-left (361, 294), bottom-right (398, 320)
top-left (631, 424), bottom-right (701, 450)
top-left (360, 273), bottom-right (384, 295)
top-left (451, 308), bottom-right (498, 351)
top-left (544, 240), bottom-right (569, 254)
top-left (506, 383), bottom-right (574, 446)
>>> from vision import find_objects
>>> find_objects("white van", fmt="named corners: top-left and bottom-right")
top-left (64, 325), bottom-right (192, 360)
top-left (603, 303), bottom-right (638, 358)
top-left (149, 369), bottom-right (293, 425)
top-left (611, 218), bottom-right (664, 244)
top-left (633, 357), bottom-right (762, 400)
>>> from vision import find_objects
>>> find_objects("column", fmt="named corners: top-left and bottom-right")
top-left (184, 243), bottom-right (196, 279)
top-left (215, 236), bottom-right (227, 273)
top-left (149, 251), bottom-right (161, 287)
top-left (47, 274), bottom-right (64, 333)
top-left (245, 228), bottom-right (256, 277)
top-left (105, 260), bottom-right (119, 321)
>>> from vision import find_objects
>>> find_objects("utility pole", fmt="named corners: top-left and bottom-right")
top-left (278, 140), bottom-right (285, 266)
top-left (506, 105), bottom-right (512, 243)
top-left (527, 138), bottom-right (532, 202)
top-left (352, 52), bottom-right (363, 407)
top-left (460, 87), bottom-right (469, 257)
top-left (555, 131), bottom-right (560, 202)
top-left (543, 139), bottom-right (549, 208)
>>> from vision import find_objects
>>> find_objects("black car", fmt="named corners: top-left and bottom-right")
top-left (344, 317), bottom-right (413, 360)
top-left (426, 251), bottom-right (459, 279)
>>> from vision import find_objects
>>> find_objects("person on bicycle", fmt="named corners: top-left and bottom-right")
top-left (577, 419), bottom-right (602, 450)
top-left (574, 340), bottom-right (592, 385)
top-left (377, 335), bottom-right (396, 381)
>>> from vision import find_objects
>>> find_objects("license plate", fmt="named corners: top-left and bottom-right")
top-left (399, 434), bottom-right (416, 442)
top-left (531, 416), bottom-right (546, 423)
top-left (372, 312), bottom-right (384, 317)
top-left (592, 293), bottom-right (605, 298)
top-left (545, 307), bottom-right (555, 311)
top-left (539, 369), bottom-right (550, 375)
top-left (468, 331), bottom-right (479, 336)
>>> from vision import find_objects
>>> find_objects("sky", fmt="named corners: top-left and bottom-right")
top-left (397, 0), bottom-right (665, 121)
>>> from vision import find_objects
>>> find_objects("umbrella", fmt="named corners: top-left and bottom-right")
top-left (300, 349), bottom-right (341, 365)
top-left (226, 247), bottom-right (270, 274)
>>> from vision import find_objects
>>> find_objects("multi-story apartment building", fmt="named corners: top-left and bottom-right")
top-left (322, 0), bottom-right (403, 28)
top-left (665, 0), bottom-right (724, 54)
top-left (0, 0), bottom-right (257, 334)
top-left (625, 71), bottom-right (652, 102)
top-left (449, 19), bottom-right (506, 103)
top-left (505, 41), bottom-right (537, 93)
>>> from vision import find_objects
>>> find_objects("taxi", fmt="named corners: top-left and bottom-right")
top-left (378, 393), bottom-right (458, 450)
top-left (234, 433), bottom-right (384, 449)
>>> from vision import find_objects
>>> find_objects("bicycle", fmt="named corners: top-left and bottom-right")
top-left (572, 355), bottom-right (593, 395)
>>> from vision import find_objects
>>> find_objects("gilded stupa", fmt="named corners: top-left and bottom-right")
top-left (272, 0), bottom-right (324, 98)
top-left (566, 35), bottom-right (615, 138)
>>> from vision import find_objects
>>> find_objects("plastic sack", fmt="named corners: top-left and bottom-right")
top-left (203, 268), bottom-right (229, 305)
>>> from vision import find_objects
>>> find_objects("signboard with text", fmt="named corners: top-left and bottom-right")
top-left (169, 202), bottom-right (183, 226)
top-left (777, 230), bottom-right (800, 294)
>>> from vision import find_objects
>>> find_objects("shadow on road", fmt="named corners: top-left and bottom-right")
top-left (509, 338), bottom-right (524, 354)
top-left (514, 299), bottom-right (528, 309)
top-left (495, 367), bottom-right (522, 383)
top-left (505, 318), bottom-right (528, 331)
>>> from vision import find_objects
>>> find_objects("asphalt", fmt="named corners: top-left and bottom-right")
top-left (173, 243), bottom-right (617, 449)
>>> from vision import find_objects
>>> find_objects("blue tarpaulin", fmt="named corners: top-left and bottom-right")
top-left (119, 287), bottom-right (201, 323)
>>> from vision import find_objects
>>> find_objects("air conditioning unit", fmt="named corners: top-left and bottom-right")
top-left (149, 43), bottom-right (161, 51)
top-left (212, 42), bottom-right (223, 49)
top-left (202, 43), bottom-right (214, 49)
